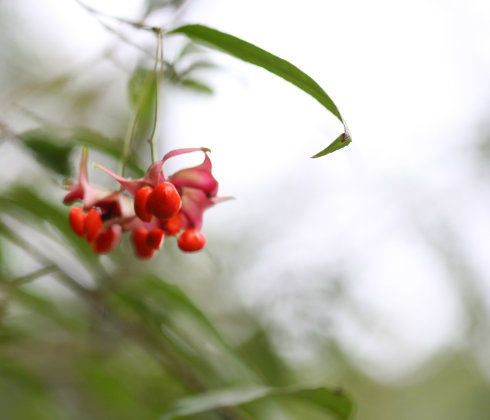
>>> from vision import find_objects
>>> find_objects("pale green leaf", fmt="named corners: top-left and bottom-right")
top-left (160, 385), bottom-right (354, 420)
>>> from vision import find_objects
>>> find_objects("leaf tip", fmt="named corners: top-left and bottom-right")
top-left (311, 132), bottom-right (351, 159)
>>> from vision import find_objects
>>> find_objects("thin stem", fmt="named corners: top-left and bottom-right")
top-left (75, 0), bottom-right (161, 32)
top-left (158, 29), bottom-right (166, 153)
top-left (147, 30), bottom-right (163, 164)
top-left (10, 264), bottom-right (59, 287)
top-left (0, 221), bottom-right (92, 298)
top-left (0, 119), bottom-right (18, 144)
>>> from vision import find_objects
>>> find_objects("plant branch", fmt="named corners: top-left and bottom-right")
top-left (0, 220), bottom-right (249, 420)
top-left (9, 264), bottom-right (59, 287)
top-left (75, 0), bottom-right (161, 32)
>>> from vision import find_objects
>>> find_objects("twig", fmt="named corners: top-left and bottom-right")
top-left (0, 220), bottom-right (250, 420)
top-left (147, 30), bottom-right (163, 164)
top-left (75, 0), bottom-right (161, 32)
top-left (9, 264), bottom-right (59, 287)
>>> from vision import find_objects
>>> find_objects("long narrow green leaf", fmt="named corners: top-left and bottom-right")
top-left (160, 385), bottom-right (354, 420)
top-left (168, 24), bottom-right (350, 158)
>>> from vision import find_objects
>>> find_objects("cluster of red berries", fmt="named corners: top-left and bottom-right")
top-left (69, 207), bottom-right (119, 254)
top-left (131, 182), bottom-right (206, 257)
top-left (68, 184), bottom-right (206, 257)
top-left (64, 147), bottom-right (224, 259)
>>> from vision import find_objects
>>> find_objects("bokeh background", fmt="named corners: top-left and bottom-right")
top-left (1, 0), bottom-right (490, 419)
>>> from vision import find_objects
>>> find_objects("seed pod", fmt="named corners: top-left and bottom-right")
top-left (93, 226), bottom-right (120, 254)
top-left (178, 228), bottom-right (206, 252)
top-left (69, 207), bottom-right (85, 238)
top-left (164, 212), bottom-right (183, 236)
top-left (146, 228), bottom-right (165, 249)
top-left (131, 227), bottom-right (155, 259)
top-left (147, 182), bottom-right (181, 220)
top-left (134, 186), bottom-right (154, 222)
top-left (85, 208), bottom-right (102, 243)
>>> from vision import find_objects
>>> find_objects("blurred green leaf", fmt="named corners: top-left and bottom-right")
top-left (144, 0), bottom-right (186, 15)
top-left (311, 132), bottom-right (351, 158)
top-left (168, 24), bottom-right (349, 157)
top-left (128, 66), bottom-right (157, 111)
top-left (179, 78), bottom-right (214, 95)
top-left (107, 274), bottom-right (264, 389)
top-left (0, 185), bottom-right (103, 269)
top-left (287, 387), bottom-right (354, 420)
top-left (69, 129), bottom-right (145, 176)
top-left (179, 60), bottom-right (217, 79)
top-left (128, 66), bottom-right (158, 147)
top-left (176, 41), bottom-right (207, 60)
top-left (160, 385), bottom-right (354, 420)
top-left (114, 275), bottom-right (228, 346)
top-left (12, 288), bottom-right (87, 332)
top-left (0, 235), bottom-right (5, 277)
top-left (21, 131), bottom-right (73, 176)
top-left (0, 356), bottom-right (59, 420)
top-left (237, 329), bottom-right (289, 386)
top-left (19, 129), bottom-right (145, 176)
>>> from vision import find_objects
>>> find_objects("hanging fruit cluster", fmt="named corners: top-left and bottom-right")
top-left (64, 147), bottom-right (228, 258)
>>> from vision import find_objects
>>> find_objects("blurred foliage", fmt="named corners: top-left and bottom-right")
top-left (0, 1), bottom-right (354, 419)
top-left (0, 1), bottom-right (489, 420)
top-left (164, 42), bottom-right (217, 95)
top-left (21, 131), bottom-right (74, 177)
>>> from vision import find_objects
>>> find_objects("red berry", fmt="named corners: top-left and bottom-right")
top-left (69, 207), bottom-right (85, 237)
top-left (177, 229), bottom-right (206, 252)
top-left (134, 186), bottom-right (154, 222)
top-left (85, 208), bottom-right (102, 243)
top-left (131, 227), bottom-right (155, 259)
top-left (147, 182), bottom-right (181, 220)
top-left (146, 228), bottom-right (165, 249)
top-left (164, 212), bottom-right (183, 236)
top-left (92, 227), bottom-right (118, 254)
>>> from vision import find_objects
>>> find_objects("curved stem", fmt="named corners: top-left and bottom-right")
top-left (75, 0), bottom-right (160, 32)
top-left (10, 265), bottom-right (59, 287)
top-left (147, 30), bottom-right (164, 164)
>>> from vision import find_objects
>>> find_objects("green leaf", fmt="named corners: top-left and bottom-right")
top-left (0, 185), bottom-right (103, 269)
top-left (19, 129), bottom-right (145, 176)
top-left (237, 328), bottom-right (289, 386)
top-left (168, 24), bottom-right (350, 157)
top-left (116, 275), bottom-right (226, 339)
top-left (176, 41), bottom-right (207, 60)
top-left (160, 385), bottom-right (354, 420)
top-left (21, 131), bottom-right (73, 176)
top-left (311, 132), bottom-right (352, 158)
top-left (128, 66), bottom-right (159, 149)
top-left (12, 288), bottom-right (87, 332)
top-left (128, 66), bottom-right (157, 111)
top-left (70, 129), bottom-right (145, 176)
top-left (179, 78), bottom-right (214, 95)
top-left (179, 60), bottom-right (217, 79)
